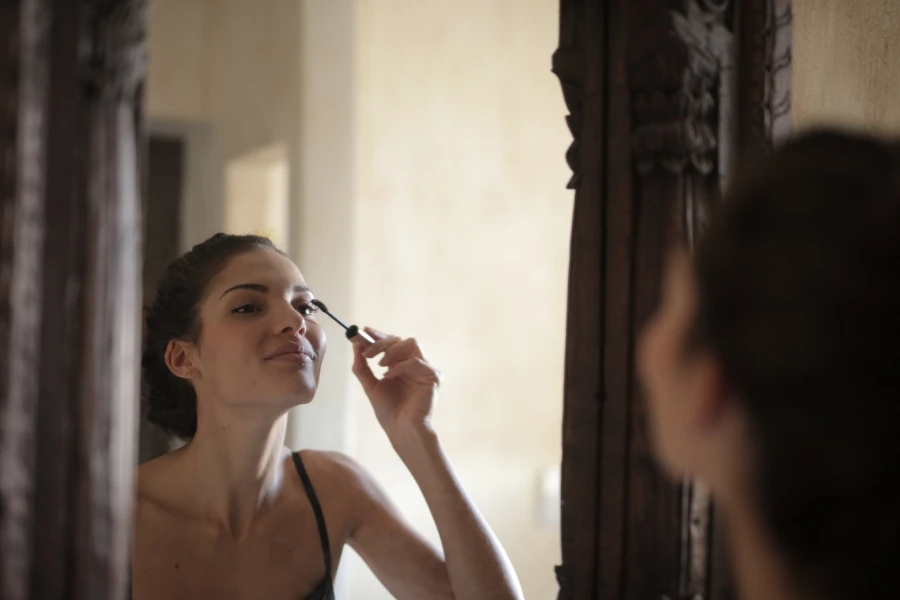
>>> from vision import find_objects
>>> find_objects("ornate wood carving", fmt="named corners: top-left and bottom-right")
top-left (631, 0), bottom-right (730, 176)
top-left (555, 0), bottom-right (790, 599)
top-left (0, 1), bottom-right (145, 599)
top-left (739, 0), bottom-right (793, 150)
top-left (551, 2), bottom-right (586, 191)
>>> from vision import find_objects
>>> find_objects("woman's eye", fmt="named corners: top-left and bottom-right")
top-left (297, 303), bottom-right (319, 317)
top-left (233, 303), bottom-right (262, 315)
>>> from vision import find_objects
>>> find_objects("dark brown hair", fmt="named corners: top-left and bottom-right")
top-left (142, 233), bottom-right (281, 439)
top-left (693, 130), bottom-right (900, 600)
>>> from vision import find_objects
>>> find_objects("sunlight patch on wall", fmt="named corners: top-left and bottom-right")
top-left (225, 143), bottom-right (289, 251)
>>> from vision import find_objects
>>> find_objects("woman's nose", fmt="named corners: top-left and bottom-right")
top-left (279, 305), bottom-right (307, 336)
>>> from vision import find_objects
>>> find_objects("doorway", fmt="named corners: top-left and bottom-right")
top-left (139, 135), bottom-right (185, 463)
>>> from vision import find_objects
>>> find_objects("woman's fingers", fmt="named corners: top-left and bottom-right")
top-left (355, 327), bottom-right (390, 356)
top-left (352, 341), bottom-right (379, 393)
top-left (361, 332), bottom-right (402, 359)
top-left (357, 327), bottom-right (426, 365)
top-left (363, 326), bottom-right (388, 340)
top-left (383, 357), bottom-right (442, 386)
top-left (378, 337), bottom-right (425, 366)
top-left (354, 328), bottom-right (436, 383)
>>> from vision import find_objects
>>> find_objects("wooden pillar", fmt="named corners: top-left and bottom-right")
top-left (554, 1), bottom-right (791, 599)
top-left (0, 1), bottom-right (145, 599)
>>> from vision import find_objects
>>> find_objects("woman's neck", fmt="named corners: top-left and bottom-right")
top-left (179, 407), bottom-right (291, 539)
top-left (725, 500), bottom-right (812, 600)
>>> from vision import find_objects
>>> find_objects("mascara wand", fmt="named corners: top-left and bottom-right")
top-left (310, 299), bottom-right (376, 345)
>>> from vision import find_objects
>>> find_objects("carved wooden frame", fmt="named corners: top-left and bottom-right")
top-left (0, 1), bottom-right (145, 599)
top-left (554, 1), bottom-right (791, 599)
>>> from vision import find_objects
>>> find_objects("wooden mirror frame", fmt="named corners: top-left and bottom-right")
top-left (0, 1), bottom-right (145, 599)
top-left (1, 1), bottom-right (795, 598)
top-left (553, 1), bottom-right (791, 598)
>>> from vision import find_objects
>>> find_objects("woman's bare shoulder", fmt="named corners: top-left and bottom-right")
top-left (296, 450), bottom-right (365, 488)
top-left (135, 451), bottom-right (186, 512)
top-left (295, 450), bottom-right (392, 513)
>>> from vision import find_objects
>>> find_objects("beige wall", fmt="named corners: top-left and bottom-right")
top-left (146, 0), bottom-right (208, 123)
top-left (347, 1), bottom-right (570, 598)
top-left (794, 0), bottom-right (900, 134)
top-left (147, 0), bottom-right (301, 247)
top-left (148, 0), bottom-right (302, 154)
top-left (203, 0), bottom-right (301, 163)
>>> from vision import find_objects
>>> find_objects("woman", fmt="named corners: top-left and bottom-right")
top-left (639, 130), bottom-right (900, 600)
top-left (133, 233), bottom-right (523, 599)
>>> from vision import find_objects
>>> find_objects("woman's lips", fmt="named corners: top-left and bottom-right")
top-left (265, 343), bottom-right (317, 362)
top-left (267, 352), bottom-right (313, 364)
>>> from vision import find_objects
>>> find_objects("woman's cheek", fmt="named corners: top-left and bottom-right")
top-left (308, 322), bottom-right (327, 358)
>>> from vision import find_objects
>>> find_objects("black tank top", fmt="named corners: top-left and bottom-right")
top-left (129, 451), bottom-right (335, 599)
top-left (292, 451), bottom-right (335, 600)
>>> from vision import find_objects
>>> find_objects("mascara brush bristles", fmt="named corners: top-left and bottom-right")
top-left (310, 299), bottom-right (376, 344)
top-left (310, 299), bottom-right (349, 330)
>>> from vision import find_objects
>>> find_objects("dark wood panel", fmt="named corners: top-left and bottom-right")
top-left (627, 0), bottom-right (736, 594)
top-left (624, 172), bottom-right (682, 599)
top-left (0, 0), bottom-right (48, 598)
top-left (595, 1), bottom-right (633, 598)
top-left (0, 1), bottom-right (145, 599)
top-left (31, 0), bottom-right (85, 595)
top-left (553, 0), bottom-right (606, 597)
top-left (73, 4), bottom-right (145, 597)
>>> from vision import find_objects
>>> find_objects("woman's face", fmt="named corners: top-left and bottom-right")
top-left (638, 251), bottom-right (717, 477)
top-left (183, 248), bottom-right (327, 411)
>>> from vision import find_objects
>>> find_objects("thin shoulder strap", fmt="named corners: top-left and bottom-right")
top-left (291, 451), bottom-right (333, 579)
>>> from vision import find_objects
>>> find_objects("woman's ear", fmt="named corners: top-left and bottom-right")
top-left (164, 340), bottom-right (197, 380)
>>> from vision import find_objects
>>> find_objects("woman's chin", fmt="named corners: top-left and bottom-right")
top-left (288, 392), bottom-right (316, 407)
top-left (272, 378), bottom-right (318, 407)
top-left (228, 371), bottom-right (319, 408)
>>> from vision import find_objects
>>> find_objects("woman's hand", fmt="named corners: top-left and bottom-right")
top-left (351, 328), bottom-right (442, 443)
top-left (350, 328), bottom-right (524, 599)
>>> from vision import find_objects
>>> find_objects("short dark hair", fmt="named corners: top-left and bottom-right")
top-left (692, 130), bottom-right (900, 600)
top-left (141, 233), bottom-right (281, 439)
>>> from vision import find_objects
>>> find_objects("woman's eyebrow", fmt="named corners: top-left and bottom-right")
top-left (220, 283), bottom-right (311, 299)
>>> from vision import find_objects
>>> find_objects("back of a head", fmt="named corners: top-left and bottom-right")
top-left (693, 130), bottom-right (900, 600)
